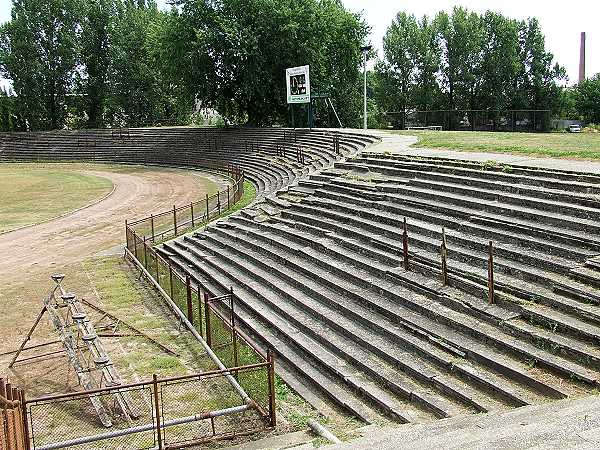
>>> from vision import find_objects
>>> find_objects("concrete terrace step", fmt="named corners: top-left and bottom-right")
top-left (165, 240), bottom-right (421, 424)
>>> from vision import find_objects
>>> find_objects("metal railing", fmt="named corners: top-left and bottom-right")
top-left (126, 163), bottom-right (245, 244)
top-left (25, 362), bottom-right (275, 450)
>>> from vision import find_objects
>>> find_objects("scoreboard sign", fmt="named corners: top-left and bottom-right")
top-left (286, 65), bottom-right (310, 104)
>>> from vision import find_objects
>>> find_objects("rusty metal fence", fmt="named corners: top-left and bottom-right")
top-left (126, 163), bottom-right (244, 243)
top-left (1, 378), bottom-right (28, 450)
top-left (25, 362), bottom-right (275, 450)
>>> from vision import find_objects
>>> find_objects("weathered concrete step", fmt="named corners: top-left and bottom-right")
top-left (316, 182), bottom-right (600, 253)
top-left (331, 174), bottom-right (600, 224)
top-left (282, 201), bottom-right (600, 331)
top-left (224, 218), bottom-right (521, 413)
top-left (352, 158), bottom-right (600, 209)
top-left (302, 195), bottom-right (573, 276)
top-left (324, 178), bottom-right (600, 238)
top-left (240, 219), bottom-right (574, 401)
top-left (204, 225), bottom-right (499, 417)
top-left (165, 247), bottom-right (384, 425)
top-left (190, 233), bottom-right (458, 420)
top-left (169, 241), bottom-right (425, 423)
top-left (294, 195), bottom-right (600, 327)
top-left (273, 210), bottom-right (599, 390)
top-left (351, 155), bottom-right (600, 191)
top-left (570, 266), bottom-right (600, 290)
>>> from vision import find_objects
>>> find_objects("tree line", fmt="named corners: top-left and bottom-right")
top-left (0, 2), bottom-right (598, 132)
top-left (0, 0), bottom-right (367, 131)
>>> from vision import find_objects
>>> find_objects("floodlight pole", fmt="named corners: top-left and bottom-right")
top-left (361, 45), bottom-right (372, 130)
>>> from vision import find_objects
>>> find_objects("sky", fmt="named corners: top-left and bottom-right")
top-left (0, 0), bottom-right (596, 86)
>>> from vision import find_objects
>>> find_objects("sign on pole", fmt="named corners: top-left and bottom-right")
top-left (286, 65), bottom-right (310, 104)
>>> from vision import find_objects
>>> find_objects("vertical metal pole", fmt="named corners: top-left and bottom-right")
top-left (186, 276), bottom-right (194, 326)
top-left (125, 220), bottom-right (130, 251)
top-left (363, 50), bottom-right (368, 130)
top-left (402, 217), bottom-right (409, 270)
top-left (152, 374), bottom-right (163, 450)
top-left (204, 292), bottom-right (212, 348)
top-left (205, 194), bottom-right (209, 221)
top-left (231, 287), bottom-right (238, 371)
top-left (169, 264), bottom-right (174, 300)
top-left (21, 390), bottom-right (31, 450)
top-left (441, 228), bottom-right (448, 286)
top-left (134, 232), bottom-right (139, 260)
top-left (291, 104), bottom-right (295, 129)
top-left (143, 239), bottom-right (148, 269)
top-left (267, 348), bottom-right (277, 428)
top-left (227, 185), bottom-right (231, 210)
top-left (190, 203), bottom-right (195, 228)
top-left (155, 252), bottom-right (160, 284)
top-left (198, 288), bottom-right (204, 339)
top-left (150, 215), bottom-right (155, 243)
top-left (173, 205), bottom-right (178, 236)
top-left (488, 241), bottom-right (495, 304)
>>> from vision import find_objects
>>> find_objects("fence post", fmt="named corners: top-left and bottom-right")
top-left (190, 202), bottom-right (195, 228)
top-left (169, 264), bottom-right (174, 300)
top-left (152, 374), bottom-right (163, 450)
top-left (143, 239), bottom-right (148, 269)
top-left (402, 217), bottom-right (409, 270)
top-left (134, 232), bottom-right (139, 261)
top-left (186, 276), bottom-right (194, 325)
top-left (205, 194), bottom-right (209, 221)
top-left (198, 288), bottom-right (204, 339)
top-left (150, 215), bottom-right (155, 243)
top-left (488, 241), bottom-right (495, 304)
top-left (227, 185), bottom-right (231, 210)
top-left (441, 228), bottom-right (448, 286)
top-left (217, 195), bottom-right (221, 216)
top-left (231, 287), bottom-right (238, 371)
top-left (173, 205), bottom-right (178, 236)
top-left (125, 220), bottom-right (130, 251)
top-left (204, 292), bottom-right (212, 348)
top-left (155, 252), bottom-right (160, 284)
top-left (267, 348), bottom-right (277, 428)
top-left (21, 390), bottom-right (31, 450)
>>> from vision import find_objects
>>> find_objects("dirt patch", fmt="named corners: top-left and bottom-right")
top-left (0, 165), bottom-right (222, 355)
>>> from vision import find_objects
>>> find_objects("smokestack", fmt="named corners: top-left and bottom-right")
top-left (579, 32), bottom-right (586, 83)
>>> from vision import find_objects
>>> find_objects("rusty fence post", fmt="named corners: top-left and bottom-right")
top-left (198, 288), bottom-right (204, 339)
top-left (231, 287), bottom-right (239, 372)
top-left (204, 292), bottom-right (212, 348)
top-left (186, 276), bottom-right (194, 326)
top-left (190, 202), bottom-right (195, 228)
top-left (169, 264), bottom-right (174, 300)
top-left (150, 215), bottom-right (155, 243)
top-left (402, 217), bottom-right (409, 270)
top-left (441, 228), bottom-right (448, 286)
top-left (143, 239), bottom-right (148, 269)
top-left (152, 374), bottom-right (163, 450)
top-left (21, 390), bottom-right (31, 450)
top-left (155, 252), bottom-right (160, 284)
top-left (173, 205), bottom-right (178, 236)
top-left (267, 348), bottom-right (276, 428)
top-left (205, 193), bottom-right (209, 222)
top-left (134, 232), bottom-right (139, 261)
top-left (488, 241), bottom-right (495, 304)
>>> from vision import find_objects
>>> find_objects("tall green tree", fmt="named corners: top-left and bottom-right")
top-left (0, 0), bottom-right (82, 130)
top-left (575, 74), bottom-right (600, 124)
top-left (80, 0), bottom-right (114, 128)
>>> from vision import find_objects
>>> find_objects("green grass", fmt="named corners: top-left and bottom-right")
top-left (0, 164), bottom-right (113, 233)
top-left (395, 130), bottom-right (600, 159)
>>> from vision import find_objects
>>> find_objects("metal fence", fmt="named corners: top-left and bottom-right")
top-left (382, 109), bottom-right (551, 132)
top-left (126, 164), bottom-right (245, 244)
top-left (25, 362), bottom-right (275, 450)
top-left (1, 377), bottom-right (28, 450)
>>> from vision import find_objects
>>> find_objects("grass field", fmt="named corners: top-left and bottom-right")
top-left (395, 130), bottom-right (600, 159)
top-left (0, 164), bottom-right (114, 233)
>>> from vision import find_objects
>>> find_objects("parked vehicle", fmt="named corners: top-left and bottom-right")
top-left (568, 124), bottom-right (582, 133)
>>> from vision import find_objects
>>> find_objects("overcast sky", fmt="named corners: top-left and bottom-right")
top-left (0, 0), bottom-right (596, 85)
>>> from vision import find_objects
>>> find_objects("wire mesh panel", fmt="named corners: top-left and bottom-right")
top-left (28, 386), bottom-right (155, 450)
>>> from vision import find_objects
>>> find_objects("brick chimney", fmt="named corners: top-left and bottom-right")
top-left (579, 32), bottom-right (586, 83)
